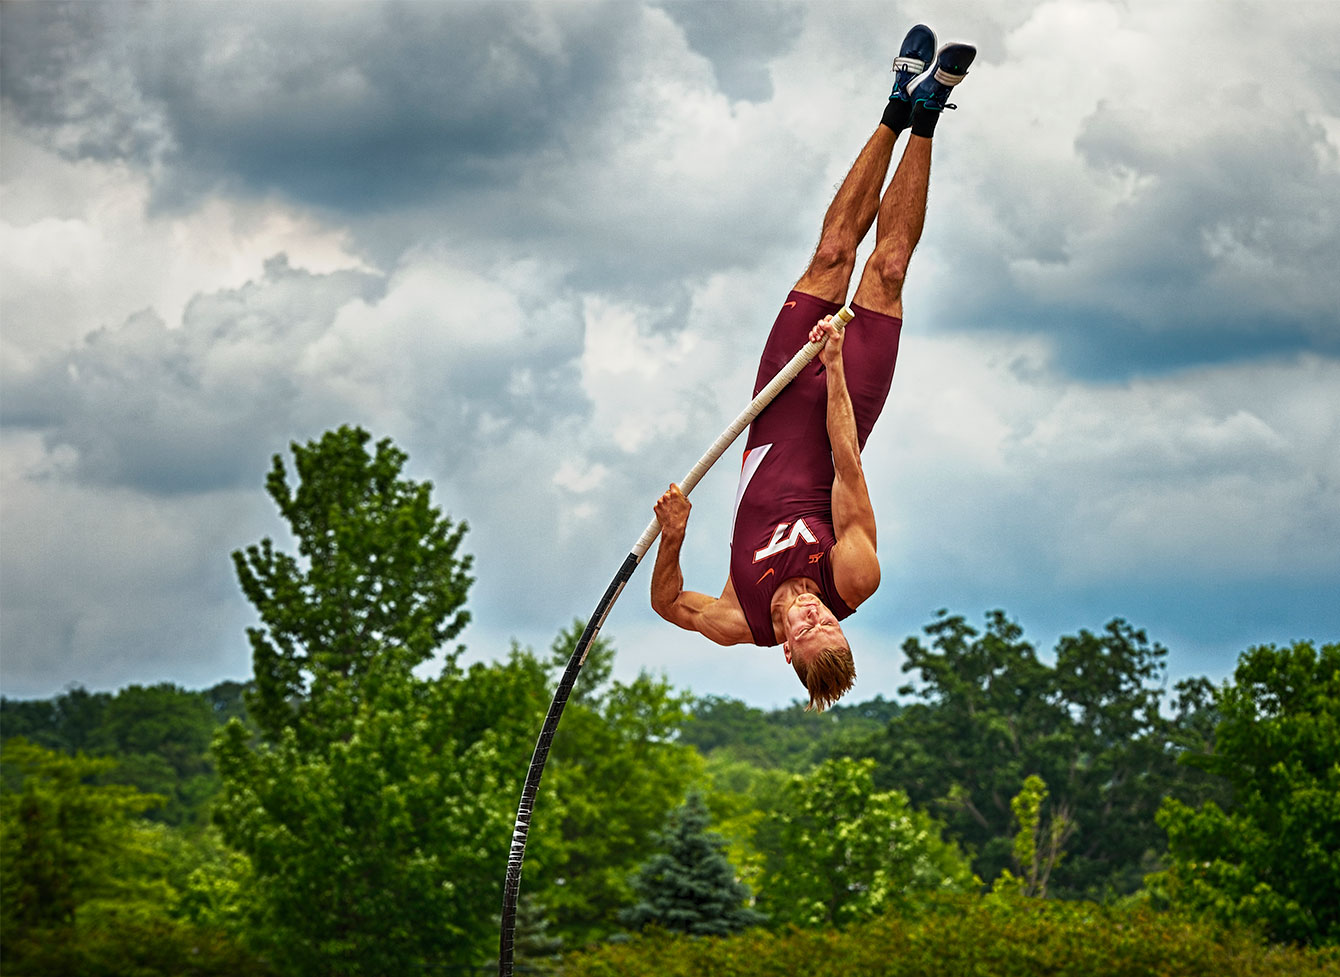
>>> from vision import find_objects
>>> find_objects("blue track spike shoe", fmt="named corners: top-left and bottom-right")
top-left (907, 42), bottom-right (977, 112)
top-left (890, 24), bottom-right (937, 103)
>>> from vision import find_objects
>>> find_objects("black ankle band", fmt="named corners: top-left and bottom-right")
top-left (910, 104), bottom-right (940, 137)
top-left (881, 99), bottom-right (912, 134)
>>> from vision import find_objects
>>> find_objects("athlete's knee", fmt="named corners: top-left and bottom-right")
top-left (863, 246), bottom-right (910, 298)
top-left (808, 231), bottom-right (859, 279)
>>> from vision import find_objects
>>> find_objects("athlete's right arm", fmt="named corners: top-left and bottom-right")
top-left (650, 484), bottom-right (750, 645)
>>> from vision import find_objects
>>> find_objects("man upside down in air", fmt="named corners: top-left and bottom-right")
top-left (650, 27), bottom-right (976, 711)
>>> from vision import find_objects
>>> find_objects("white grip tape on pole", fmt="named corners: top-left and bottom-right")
top-left (631, 305), bottom-right (853, 559)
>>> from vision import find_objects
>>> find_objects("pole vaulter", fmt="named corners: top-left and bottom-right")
top-left (499, 22), bottom-right (976, 972)
top-left (498, 307), bottom-right (852, 976)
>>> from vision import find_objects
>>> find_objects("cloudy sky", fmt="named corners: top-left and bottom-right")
top-left (2, 0), bottom-right (1337, 709)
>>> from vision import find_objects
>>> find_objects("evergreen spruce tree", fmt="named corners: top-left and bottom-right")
top-left (514, 893), bottom-right (563, 975)
top-left (621, 791), bottom-right (766, 936)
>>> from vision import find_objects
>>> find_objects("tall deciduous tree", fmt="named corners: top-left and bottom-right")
top-left (232, 425), bottom-right (472, 746)
top-left (214, 427), bottom-right (500, 975)
top-left (622, 791), bottom-right (766, 936)
top-left (1150, 641), bottom-right (1340, 945)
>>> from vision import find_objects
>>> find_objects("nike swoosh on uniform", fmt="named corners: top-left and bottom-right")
top-left (783, 301), bottom-right (797, 309)
top-left (756, 567), bottom-right (775, 585)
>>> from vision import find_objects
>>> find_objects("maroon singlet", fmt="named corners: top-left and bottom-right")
top-left (728, 290), bottom-right (903, 646)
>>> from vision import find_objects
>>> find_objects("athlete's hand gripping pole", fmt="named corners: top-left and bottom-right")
top-left (498, 306), bottom-right (853, 977)
top-left (629, 306), bottom-right (853, 560)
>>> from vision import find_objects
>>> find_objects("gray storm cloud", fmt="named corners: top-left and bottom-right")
top-left (2, 0), bottom-right (1338, 703)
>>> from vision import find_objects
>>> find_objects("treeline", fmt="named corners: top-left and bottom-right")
top-left (1, 681), bottom-right (248, 826)
top-left (2, 426), bottom-right (1337, 976)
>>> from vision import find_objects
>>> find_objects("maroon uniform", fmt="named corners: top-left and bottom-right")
top-left (728, 290), bottom-right (903, 646)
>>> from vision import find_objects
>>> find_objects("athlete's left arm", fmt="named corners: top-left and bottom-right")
top-left (811, 317), bottom-right (881, 607)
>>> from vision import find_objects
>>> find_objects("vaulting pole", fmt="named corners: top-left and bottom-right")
top-left (498, 306), bottom-right (852, 976)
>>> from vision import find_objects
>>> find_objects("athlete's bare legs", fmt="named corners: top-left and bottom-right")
top-left (851, 134), bottom-right (932, 319)
top-left (846, 36), bottom-right (977, 319)
top-left (793, 125), bottom-right (900, 305)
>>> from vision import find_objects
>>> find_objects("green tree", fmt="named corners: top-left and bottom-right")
top-left (95, 683), bottom-right (223, 825)
top-left (214, 427), bottom-right (497, 974)
top-left (2, 683), bottom-right (244, 827)
top-left (994, 774), bottom-right (1072, 898)
top-left (0, 740), bottom-right (263, 975)
top-left (213, 670), bottom-right (511, 974)
top-left (1, 740), bottom-right (162, 929)
top-left (622, 791), bottom-right (766, 936)
top-left (696, 753), bottom-right (791, 897)
top-left (679, 694), bottom-right (901, 772)
top-left (231, 425), bottom-right (472, 746)
top-left (513, 893), bottom-right (564, 976)
top-left (1, 686), bottom-right (112, 752)
top-left (534, 623), bottom-right (703, 946)
top-left (852, 610), bottom-right (1221, 897)
top-left (1150, 641), bottom-right (1340, 945)
top-left (757, 757), bottom-right (974, 927)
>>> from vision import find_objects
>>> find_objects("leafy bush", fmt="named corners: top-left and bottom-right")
top-left (2, 910), bottom-right (272, 977)
top-left (560, 896), bottom-right (1340, 977)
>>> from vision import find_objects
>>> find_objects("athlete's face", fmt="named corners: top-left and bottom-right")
top-left (781, 593), bottom-right (846, 664)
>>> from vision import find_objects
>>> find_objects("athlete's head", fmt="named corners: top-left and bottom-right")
top-left (781, 593), bottom-right (855, 712)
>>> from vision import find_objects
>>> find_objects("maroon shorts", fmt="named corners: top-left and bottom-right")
top-left (747, 289), bottom-right (903, 451)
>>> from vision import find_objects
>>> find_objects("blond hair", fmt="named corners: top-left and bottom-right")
top-left (791, 643), bottom-right (856, 712)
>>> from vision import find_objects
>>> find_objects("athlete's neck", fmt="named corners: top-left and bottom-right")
top-left (770, 577), bottom-right (822, 643)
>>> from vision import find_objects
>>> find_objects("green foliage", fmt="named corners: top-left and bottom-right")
top-left (1150, 641), bottom-right (1340, 945)
top-left (217, 428), bottom-right (701, 969)
top-left (1, 681), bottom-right (251, 826)
top-left (216, 427), bottom-right (495, 974)
top-left (1, 909), bottom-right (274, 977)
top-left (851, 610), bottom-right (1223, 897)
top-left (213, 669), bottom-right (511, 974)
top-left (680, 694), bottom-right (900, 771)
top-left (1, 685), bottom-right (112, 751)
top-left (1, 740), bottom-right (163, 928)
top-left (232, 425), bottom-right (473, 745)
top-left (757, 757), bottom-right (974, 927)
top-left (0, 740), bottom-right (265, 976)
top-left (695, 753), bottom-right (791, 894)
top-left (994, 774), bottom-right (1072, 898)
top-left (563, 896), bottom-right (1340, 977)
top-left (623, 791), bottom-right (766, 935)
top-left (514, 893), bottom-right (564, 975)
top-left (95, 683), bottom-right (225, 825)
top-left (533, 624), bottom-right (703, 946)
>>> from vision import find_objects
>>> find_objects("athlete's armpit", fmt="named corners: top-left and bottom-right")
top-left (653, 581), bottom-right (750, 646)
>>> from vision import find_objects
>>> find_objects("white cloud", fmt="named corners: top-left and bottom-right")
top-left (0, 121), bottom-right (370, 368)
top-left (3, 0), bottom-right (1338, 705)
top-left (870, 333), bottom-right (1340, 591)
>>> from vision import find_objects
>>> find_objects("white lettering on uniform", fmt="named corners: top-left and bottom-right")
top-left (753, 518), bottom-right (817, 562)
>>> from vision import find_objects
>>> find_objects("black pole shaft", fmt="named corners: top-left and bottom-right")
top-left (498, 551), bottom-right (639, 977)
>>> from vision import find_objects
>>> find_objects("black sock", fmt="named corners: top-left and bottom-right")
top-left (881, 98), bottom-right (912, 134)
top-left (910, 103), bottom-right (940, 137)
